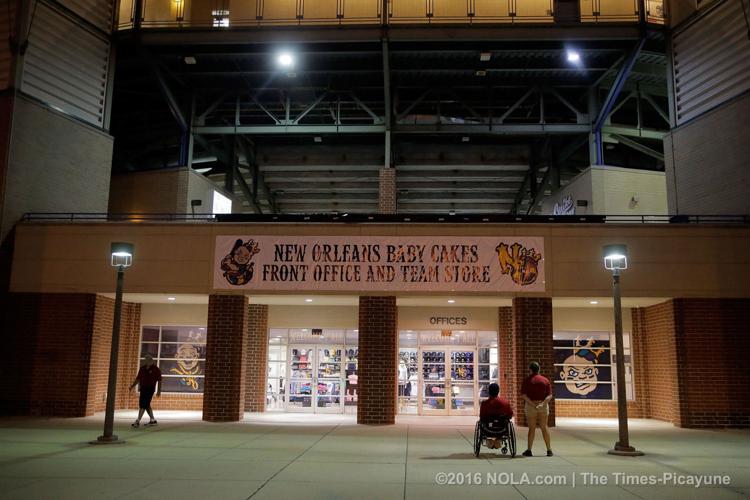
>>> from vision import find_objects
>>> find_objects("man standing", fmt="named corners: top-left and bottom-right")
top-left (479, 383), bottom-right (514, 449)
top-left (521, 361), bottom-right (553, 456)
top-left (129, 354), bottom-right (162, 428)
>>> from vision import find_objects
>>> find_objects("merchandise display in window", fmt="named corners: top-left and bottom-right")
top-left (267, 329), bottom-right (358, 413)
top-left (139, 326), bottom-right (206, 393)
top-left (398, 330), bottom-right (498, 416)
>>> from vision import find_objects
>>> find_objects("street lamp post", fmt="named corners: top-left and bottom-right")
top-left (603, 244), bottom-right (643, 456)
top-left (91, 242), bottom-right (134, 445)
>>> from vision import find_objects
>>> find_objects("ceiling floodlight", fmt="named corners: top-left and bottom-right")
top-left (566, 50), bottom-right (581, 63)
top-left (277, 52), bottom-right (294, 68)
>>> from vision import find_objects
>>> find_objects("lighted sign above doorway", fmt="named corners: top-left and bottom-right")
top-left (213, 235), bottom-right (545, 293)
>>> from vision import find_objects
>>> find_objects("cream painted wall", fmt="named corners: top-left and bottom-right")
top-left (268, 305), bottom-right (358, 329)
top-left (592, 166), bottom-right (667, 215)
top-left (10, 222), bottom-right (750, 298)
top-left (541, 169), bottom-right (593, 215)
top-left (141, 303), bottom-right (208, 325)
top-left (553, 307), bottom-right (632, 332)
top-left (398, 307), bottom-right (498, 331)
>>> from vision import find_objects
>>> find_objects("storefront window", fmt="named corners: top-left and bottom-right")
top-left (267, 329), bottom-right (358, 413)
top-left (398, 330), bottom-right (498, 415)
top-left (140, 326), bottom-right (206, 393)
top-left (553, 331), bottom-right (634, 400)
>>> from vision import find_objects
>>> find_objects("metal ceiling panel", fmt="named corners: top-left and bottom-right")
top-left (21, 2), bottom-right (111, 126)
top-left (672, 0), bottom-right (750, 124)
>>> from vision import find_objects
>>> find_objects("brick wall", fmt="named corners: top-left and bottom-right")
top-left (512, 297), bottom-right (554, 426)
top-left (358, 296), bottom-right (397, 424)
top-left (497, 307), bottom-right (514, 399)
top-left (87, 295), bottom-right (141, 414)
top-left (245, 304), bottom-right (268, 412)
top-left (673, 299), bottom-right (750, 428)
top-left (203, 295), bottom-right (248, 422)
top-left (378, 168), bottom-right (396, 214)
top-left (0, 293), bottom-right (136, 417)
top-left (635, 301), bottom-right (681, 424)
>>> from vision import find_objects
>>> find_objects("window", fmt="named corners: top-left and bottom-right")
top-left (140, 326), bottom-right (207, 393)
top-left (553, 331), bottom-right (634, 401)
top-left (212, 190), bottom-right (232, 214)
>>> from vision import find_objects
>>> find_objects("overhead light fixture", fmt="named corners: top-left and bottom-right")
top-left (448, 299), bottom-right (456, 304)
top-left (566, 50), bottom-right (581, 63)
top-left (184, 56), bottom-right (197, 65)
top-left (305, 298), bottom-right (313, 302)
top-left (314, 136), bottom-right (322, 143)
top-left (277, 52), bottom-right (294, 68)
top-left (590, 300), bottom-right (599, 305)
top-left (461, 136), bottom-right (470, 143)
top-left (479, 51), bottom-right (491, 62)
top-left (167, 297), bottom-right (176, 301)
top-left (474, 70), bottom-right (487, 77)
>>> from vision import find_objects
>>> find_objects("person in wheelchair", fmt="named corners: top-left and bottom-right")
top-left (479, 383), bottom-right (513, 449)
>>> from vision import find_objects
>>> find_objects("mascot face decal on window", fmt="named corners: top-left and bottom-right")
top-left (220, 239), bottom-right (260, 286)
top-left (560, 338), bottom-right (604, 396)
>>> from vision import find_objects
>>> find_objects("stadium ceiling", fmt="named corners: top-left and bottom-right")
top-left (111, 27), bottom-right (668, 214)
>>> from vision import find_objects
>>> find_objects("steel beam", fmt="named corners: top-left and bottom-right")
top-left (609, 134), bottom-right (665, 161)
top-left (593, 37), bottom-right (646, 164)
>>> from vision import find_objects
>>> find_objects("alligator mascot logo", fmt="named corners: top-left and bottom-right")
top-left (221, 238), bottom-right (260, 285)
top-left (495, 242), bottom-right (542, 286)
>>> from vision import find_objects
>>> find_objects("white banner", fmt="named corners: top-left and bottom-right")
top-left (213, 236), bottom-right (545, 292)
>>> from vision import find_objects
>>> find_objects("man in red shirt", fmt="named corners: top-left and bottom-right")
top-left (129, 354), bottom-right (162, 428)
top-left (521, 361), bottom-right (553, 456)
top-left (479, 383), bottom-right (513, 449)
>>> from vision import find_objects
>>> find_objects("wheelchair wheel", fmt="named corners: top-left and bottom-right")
top-left (508, 421), bottom-right (517, 457)
top-left (473, 421), bottom-right (482, 457)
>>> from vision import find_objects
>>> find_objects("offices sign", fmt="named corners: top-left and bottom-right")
top-left (213, 236), bottom-right (545, 292)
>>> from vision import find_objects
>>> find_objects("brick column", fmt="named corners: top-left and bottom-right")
top-left (358, 296), bottom-right (397, 424)
top-left (378, 168), bottom-right (396, 214)
top-left (512, 297), bottom-right (554, 426)
top-left (497, 307), bottom-right (514, 399)
top-left (245, 304), bottom-right (268, 412)
top-left (204, 295), bottom-right (248, 422)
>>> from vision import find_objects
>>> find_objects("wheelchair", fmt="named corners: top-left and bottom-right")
top-left (473, 416), bottom-right (516, 457)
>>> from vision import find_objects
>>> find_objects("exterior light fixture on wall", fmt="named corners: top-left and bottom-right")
top-left (92, 242), bottom-right (135, 445)
top-left (479, 51), bottom-right (491, 61)
top-left (314, 136), bottom-right (322, 143)
top-left (184, 56), bottom-right (197, 65)
top-left (461, 136), bottom-right (470, 142)
top-left (602, 243), bottom-right (643, 457)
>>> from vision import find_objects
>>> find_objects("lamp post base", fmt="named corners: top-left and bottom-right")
top-left (89, 435), bottom-right (126, 445)
top-left (608, 443), bottom-right (643, 456)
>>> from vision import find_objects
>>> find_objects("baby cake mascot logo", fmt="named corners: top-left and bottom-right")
top-left (495, 242), bottom-right (542, 285)
top-left (220, 239), bottom-right (260, 285)
top-left (560, 338), bottom-right (605, 396)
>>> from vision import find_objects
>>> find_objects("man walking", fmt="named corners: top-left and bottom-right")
top-left (129, 354), bottom-right (162, 428)
top-left (521, 361), bottom-right (553, 456)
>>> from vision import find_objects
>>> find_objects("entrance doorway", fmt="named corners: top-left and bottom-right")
top-left (398, 331), bottom-right (497, 416)
top-left (268, 329), bottom-right (358, 414)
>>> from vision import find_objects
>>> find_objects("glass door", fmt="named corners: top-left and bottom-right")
top-left (288, 346), bottom-right (314, 411)
top-left (450, 349), bottom-right (476, 415)
top-left (421, 349), bottom-right (448, 415)
top-left (316, 346), bottom-right (344, 412)
top-left (418, 347), bottom-right (477, 415)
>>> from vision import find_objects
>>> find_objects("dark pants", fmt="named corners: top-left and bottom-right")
top-left (139, 386), bottom-right (155, 409)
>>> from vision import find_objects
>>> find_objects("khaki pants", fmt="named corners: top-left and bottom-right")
top-left (525, 401), bottom-right (550, 422)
